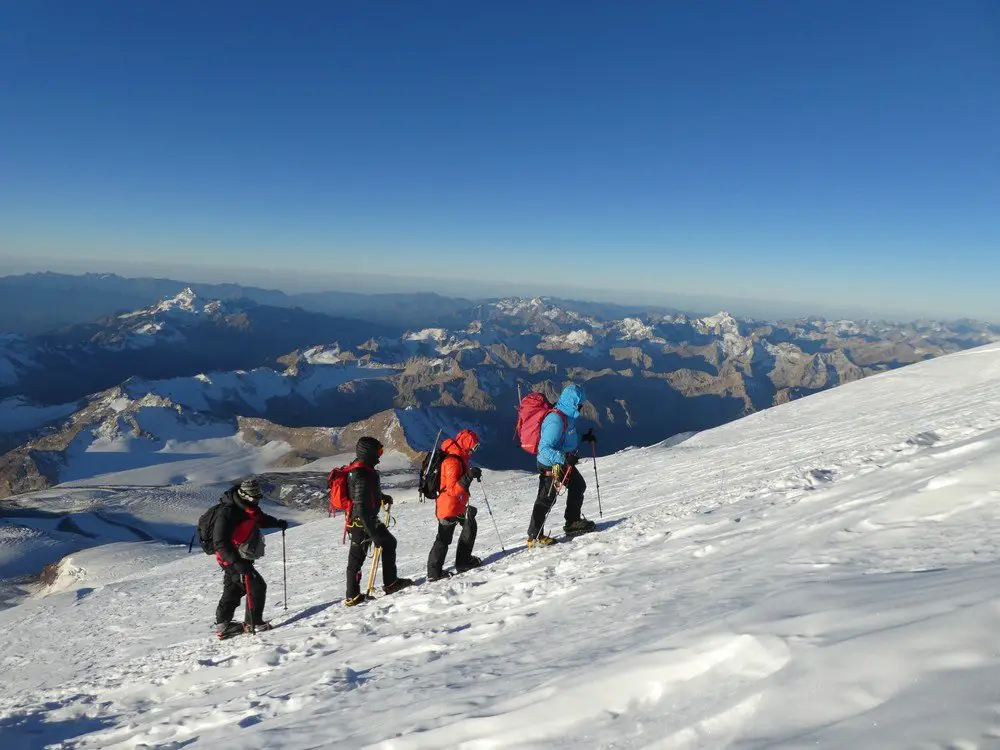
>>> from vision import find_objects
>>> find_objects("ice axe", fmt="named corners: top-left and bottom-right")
top-left (365, 506), bottom-right (392, 597)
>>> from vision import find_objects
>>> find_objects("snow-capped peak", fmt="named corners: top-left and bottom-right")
top-left (615, 317), bottom-right (657, 341)
top-left (405, 328), bottom-right (448, 343)
top-left (153, 287), bottom-right (199, 313)
top-left (699, 310), bottom-right (739, 331)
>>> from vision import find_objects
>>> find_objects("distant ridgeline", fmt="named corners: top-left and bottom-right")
top-left (0, 280), bottom-right (997, 497)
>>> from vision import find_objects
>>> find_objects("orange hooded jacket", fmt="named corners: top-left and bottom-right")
top-left (435, 429), bottom-right (480, 520)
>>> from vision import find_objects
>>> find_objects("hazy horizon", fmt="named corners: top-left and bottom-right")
top-left (1, 256), bottom-right (993, 326)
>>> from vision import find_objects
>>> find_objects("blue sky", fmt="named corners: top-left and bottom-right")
top-left (1, 1), bottom-right (997, 320)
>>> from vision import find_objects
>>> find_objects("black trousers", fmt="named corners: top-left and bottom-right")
top-left (527, 463), bottom-right (586, 539)
top-left (216, 565), bottom-right (267, 625)
top-left (346, 523), bottom-right (398, 599)
top-left (427, 505), bottom-right (478, 577)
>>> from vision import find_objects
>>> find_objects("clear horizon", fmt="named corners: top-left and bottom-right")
top-left (1, 2), bottom-right (997, 321)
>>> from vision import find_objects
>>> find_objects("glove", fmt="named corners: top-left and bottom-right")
top-left (277, 519), bottom-right (289, 531)
top-left (551, 464), bottom-right (564, 482)
top-left (565, 453), bottom-right (579, 467)
top-left (381, 494), bottom-right (393, 508)
top-left (581, 429), bottom-right (596, 444)
top-left (459, 467), bottom-right (481, 488)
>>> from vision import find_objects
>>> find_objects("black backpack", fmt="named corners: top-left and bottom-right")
top-left (418, 449), bottom-right (448, 502)
top-left (194, 503), bottom-right (223, 554)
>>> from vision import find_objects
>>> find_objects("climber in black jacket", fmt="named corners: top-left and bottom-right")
top-left (344, 436), bottom-right (413, 606)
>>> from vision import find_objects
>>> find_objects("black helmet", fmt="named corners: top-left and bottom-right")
top-left (356, 436), bottom-right (383, 465)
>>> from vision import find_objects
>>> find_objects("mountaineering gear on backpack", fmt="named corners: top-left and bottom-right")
top-left (515, 392), bottom-right (565, 455)
top-left (418, 429), bottom-right (444, 502)
top-left (418, 449), bottom-right (447, 501)
top-left (196, 503), bottom-right (224, 554)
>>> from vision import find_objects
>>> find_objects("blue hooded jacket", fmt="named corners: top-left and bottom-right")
top-left (536, 384), bottom-right (586, 468)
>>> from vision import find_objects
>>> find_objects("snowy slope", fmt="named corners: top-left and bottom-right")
top-left (2, 344), bottom-right (1000, 748)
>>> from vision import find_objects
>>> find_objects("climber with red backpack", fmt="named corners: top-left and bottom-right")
top-left (426, 428), bottom-right (483, 581)
top-left (517, 383), bottom-right (597, 547)
top-left (330, 436), bottom-right (413, 607)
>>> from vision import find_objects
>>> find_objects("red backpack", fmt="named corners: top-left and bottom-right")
top-left (515, 392), bottom-right (567, 455)
top-left (327, 460), bottom-right (369, 542)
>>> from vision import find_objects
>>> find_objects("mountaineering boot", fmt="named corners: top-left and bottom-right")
top-left (244, 621), bottom-right (273, 633)
top-left (564, 518), bottom-right (597, 536)
top-left (526, 535), bottom-right (557, 548)
top-left (383, 577), bottom-right (414, 595)
top-left (216, 621), bottom-right (245, 640)
top-left (455, 556), bottom-right (481, 574)
top-left (427, 570), bottom-right (454, 583)
top-left (344, 593), bottom-right (374, 607)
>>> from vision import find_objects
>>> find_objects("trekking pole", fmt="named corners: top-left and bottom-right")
top-left (281, 528), bottom-right (288, 611)
top-left (478, 481), bottom-right (505, 552)
top-left (589, 441), bottom-right (603, 518)
top-left (244, 572), bottom-right (256, 634)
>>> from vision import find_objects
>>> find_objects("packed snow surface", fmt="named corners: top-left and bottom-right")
top-left (2, 344), bottom-right (1000, 748)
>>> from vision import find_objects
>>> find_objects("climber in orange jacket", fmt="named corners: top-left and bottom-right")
top-left (426, 428), bottom-right (482, 581)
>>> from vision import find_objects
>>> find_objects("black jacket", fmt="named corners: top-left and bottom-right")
top-left (213, 487), bottom-right (281, 566)
top-left (347, 462), bottom-right (384, 536)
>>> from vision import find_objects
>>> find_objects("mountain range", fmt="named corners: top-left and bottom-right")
top-left (1, 278), bottom-right (997, 500)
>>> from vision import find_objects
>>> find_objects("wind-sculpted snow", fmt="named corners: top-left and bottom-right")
top-left (1, 344), bottom-right (1000, 748)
